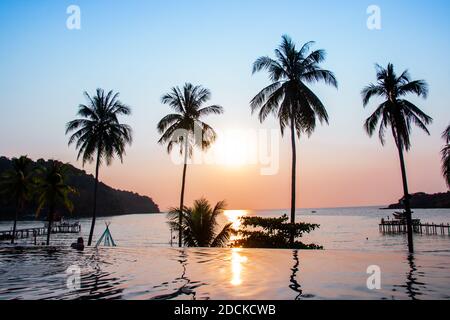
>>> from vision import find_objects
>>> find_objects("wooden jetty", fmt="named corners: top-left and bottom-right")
top-left (380, 220), bottom-right (450, 236)
top-left (0, 223), bottom-right (81, 241)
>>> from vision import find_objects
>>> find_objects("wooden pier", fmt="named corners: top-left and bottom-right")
top-left (0, 223), bottom-right (81, 241)
top-left (380, 220), bottom-right (450, 236)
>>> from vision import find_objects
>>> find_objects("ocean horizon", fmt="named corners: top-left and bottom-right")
top-left (2, 207), bottom-right (449, 252)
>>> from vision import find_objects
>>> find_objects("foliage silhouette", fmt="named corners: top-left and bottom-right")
top-left (0, 156), bottom-right (34, 243)
top-left (168, 198), bottom-right (233, 247)
top-left (251, 35), bottom-right (337, 246)
top-left (158, 83), bottom-right (223, 247)
top-left (233, 214), bottom-right (322, 249)
top-left (66, 89), bottom-right (133, 246)
top-left (362, 63), bottom-right (432, 253)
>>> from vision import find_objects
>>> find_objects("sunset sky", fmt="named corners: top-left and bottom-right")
top-left (0, 0), bottom-right (449, 211)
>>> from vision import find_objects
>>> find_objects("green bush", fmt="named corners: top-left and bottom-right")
top-left (233, 214), bottom-right (323, 249)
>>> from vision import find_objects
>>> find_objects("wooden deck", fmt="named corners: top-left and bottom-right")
top-left (0, 223), bottom-right (81, 241)
top-left (380, 220), bottom-right (450, 235)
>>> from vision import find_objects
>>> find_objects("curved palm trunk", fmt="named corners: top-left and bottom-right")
top-left (396, 144), bottom-right (414, 253)
top-left (46, 203), bottom-right (55, 246)
top-left (178, 137), bottom-right (189, 247)
top-left (88, 150), bottom-right (101, 246)
top-left (290, 119), bottom-right (297, 247)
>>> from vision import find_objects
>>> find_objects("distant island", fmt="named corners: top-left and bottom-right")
top-left (0, 157), bottom-right (160, 220)
top-left (387, 192), bottom-right (450, 209)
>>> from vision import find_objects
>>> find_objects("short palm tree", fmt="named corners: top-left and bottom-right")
top-left (158, 83), bottom-right (223, 247)
top-left (442, 125), bottom-right (450, 188)
top-left (362, 63), bottom-right (432, 253)
top-left (66, 89), bottom-right (133, 246)
top-left (35, 161), bottom-right (76, 245)
top-left (251, 35), bottom-right (337, 247)
top-left (0, 156), bottom-right (34, 244)
top-left (168, 198), bottom-right (233, 247)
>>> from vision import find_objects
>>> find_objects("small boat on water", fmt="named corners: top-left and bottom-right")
top-left (393, 211), bottom-right (406, 220)
top-left (390, 211), bottom-right (421, 225)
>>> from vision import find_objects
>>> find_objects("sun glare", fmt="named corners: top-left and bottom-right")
top-left (211, 131), bottom-right (253, 167)
top-left (224, 210), bottom-right (247, 230)
top-left (224, 210), bottom-right (248, 242)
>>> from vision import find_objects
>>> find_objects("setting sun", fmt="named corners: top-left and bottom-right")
top-left (209, 130), bottom-right (254, 167)
top-left (224, 210), bottom-right (247, 230)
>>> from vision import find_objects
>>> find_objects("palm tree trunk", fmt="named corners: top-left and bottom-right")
top-left (178, 137), bottom-right (189, 247)
top-left (396, 143), bottom-right (414, 253)
top-left (11, 201), bottom-right (19, 244)
top-left (88, 150), bottom-right (101, 246)
top-left (290, 118), bottom-right (297, 247)
top-left (46, 203), bottom-right (55, 246)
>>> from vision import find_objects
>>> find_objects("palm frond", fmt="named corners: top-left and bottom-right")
top-left (251, 35), bottom-right (336, 138)
top-left (361, 84), bottom-right (385, 107)
top-left (250, 81), bottom-right (282, 113)
top-left (197, 105), bottom-right (224, 116)
top-left (157, 114), bottom-right (182, 134)
top-left (442, 142), bottom-right (450, 189)
top-left (34, 161), bottom-right (76, 218)
top-left (253, 84), bottom-right (286, 123)
top-left (66, 89), bottom-right (133, 168)
top-left (364, 102), bottom-right (387, 138)
top-left (158, 83), bottom-right (222, 157)
top-left (398, 80), bottom-right (428, 98)
top-left (298, 81), bottom-right (329, 124)
top-left (302, 49), bottom-right (327, 67)
top-left (362, 63), bottom-right (431, 152)
top-left (211, 223), bottom-right (233, 247)
top-left (168, 198), bottom-right (231, 247)
top-left (399, 99), bottom-right (432, 125)
top-left (443, 125), bottom-right (450, 144)
top-left (302, 69), bottom-right (338, 88)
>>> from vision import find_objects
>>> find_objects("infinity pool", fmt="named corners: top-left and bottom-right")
top-left (0, 247), bottom-right (449, 300)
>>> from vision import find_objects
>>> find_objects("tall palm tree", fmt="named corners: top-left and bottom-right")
top-left (157, 83), bottom-right (223, 247)
top-left (442, 125), bottom-right (450, 188)
top-left (0, 156), bottom-right (34, 244)
top-left (35, 161), bottom-right (76, 245)
top-left (251, 35), bottom-right (337, 246)
top-left (362, 63), bottom-right (432, 253)
top-left (66, 88), bottom-right (133, 246)
top-left (168, 198), bottom-right (233, 247)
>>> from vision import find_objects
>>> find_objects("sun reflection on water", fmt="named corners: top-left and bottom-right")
top-left (223, 211), bottom-right (249, 286)
top-left (230, 248), bottom-right (248, 286)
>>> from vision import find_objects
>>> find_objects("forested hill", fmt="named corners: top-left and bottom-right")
top-left (0, 157), bottom-right (160, 219)
top-left (388, 192), bottom-right (450, 209)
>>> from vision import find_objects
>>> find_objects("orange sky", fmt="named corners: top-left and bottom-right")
top-left (1, 1), bottom-right (449, 212)
top-left (60, 125), bottom-right (446, 212)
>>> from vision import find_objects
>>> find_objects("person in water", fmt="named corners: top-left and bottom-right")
top-left (71, 237), bottom-right (84, 251)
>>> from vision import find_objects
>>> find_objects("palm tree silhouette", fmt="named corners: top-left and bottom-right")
top-left (0, 156), bottom-right (34, 244)
top-left (442, 125), bottom-right (450, 188)
top-left (35, 161), bottom-right (76, 245)
top-left (66, 89), bottom-right (133, 246)
top-left (251, 35), bottom-right (337, 246)
top-left (362, 63), bottom-right (432, 253)
top-left (158, 83), bottom-right (223, 247)
top-left (167, 198), bottom-right (233, 247)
